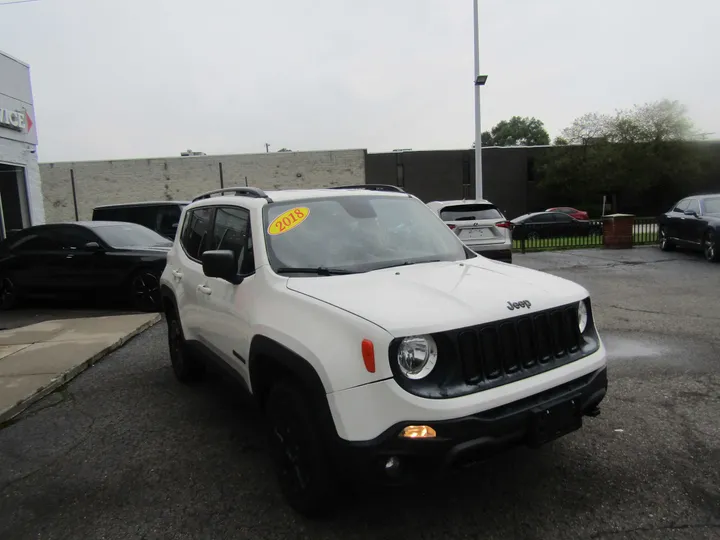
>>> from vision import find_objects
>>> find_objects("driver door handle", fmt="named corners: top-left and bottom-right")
top-left (197, 284), bottom-right (212, 296)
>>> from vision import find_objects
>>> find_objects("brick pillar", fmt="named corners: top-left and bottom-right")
top-left (602, 214), bottom-right (635, 249)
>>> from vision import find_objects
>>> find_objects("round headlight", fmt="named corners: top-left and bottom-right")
top-left (578, 301), bottom-right (588, 334)
top-left (397, 335), bottom-right (438, 380)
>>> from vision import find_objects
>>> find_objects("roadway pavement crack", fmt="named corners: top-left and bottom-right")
top-left (590, 522), bottom-right (719, 538)
top-left (606, 304), bottom-right (720, 321)
top-left (538, 255), bottom-right (697, 272)
top-left (0, 390), bottom-right (96, 496)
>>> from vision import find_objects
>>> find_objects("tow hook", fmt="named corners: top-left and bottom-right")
top-left (585, 407), bottom-right (601, 418)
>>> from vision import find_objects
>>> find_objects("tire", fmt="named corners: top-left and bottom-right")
top-left (527, 231), bottom-right (540, 241)
top-left (129, 269), bottom-right (161, 312)
top-left (266, 381), bottom-right (337, 518)
top-left (0, 275), bottom-right (20, 310)
top-left (167, 316), bottom-right (205, 383)
top-left (703, 230), bottom-right (719, 262)
top-left (659, 227), bottom-right (675, 251)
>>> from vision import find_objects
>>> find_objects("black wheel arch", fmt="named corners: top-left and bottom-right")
top-left (249, 335), bottom-right (338, 442)
top-left (160, 284), bottom-right (179, 319)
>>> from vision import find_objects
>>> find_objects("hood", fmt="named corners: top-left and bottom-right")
top-left (286, 258), bottom-right (588, 336)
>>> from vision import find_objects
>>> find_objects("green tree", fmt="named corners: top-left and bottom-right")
top-left (560, 100), bottom-right (701, 144)
top-left (481, 116), bottom-right (550, 147)
top-left (540, 100), bottom-right (704, 212)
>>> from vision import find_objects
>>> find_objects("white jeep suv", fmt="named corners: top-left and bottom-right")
top-left (160, 184), bottom-right (608, 517)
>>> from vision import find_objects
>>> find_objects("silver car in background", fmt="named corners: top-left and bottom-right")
top-left (426, 199), bottom-right (513, 263)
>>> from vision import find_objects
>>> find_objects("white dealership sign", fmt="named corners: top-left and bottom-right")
top-left (0, 107), bottom-right (31, 132)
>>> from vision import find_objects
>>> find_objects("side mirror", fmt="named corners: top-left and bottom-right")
top-left (684, 209), bottom-right (698, 217)
top-left (85, 241), bottom-right (102, 251)
top-left (202, 250), bottom-right (243, 284)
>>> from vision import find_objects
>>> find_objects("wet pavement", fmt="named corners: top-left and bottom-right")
top-left (0, 246), bottom-right (718, 539)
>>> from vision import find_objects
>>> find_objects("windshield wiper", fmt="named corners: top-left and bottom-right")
top-left (275, 267), bottom-right (355, 276)
top-left (373, 259), bottom-right (441, 271)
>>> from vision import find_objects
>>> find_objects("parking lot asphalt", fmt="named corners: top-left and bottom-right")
top-left (0, 246), bottom-right (718, 540)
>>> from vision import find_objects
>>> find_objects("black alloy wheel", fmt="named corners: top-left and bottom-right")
top-left (0, 276), bottom-right (19, 310)
top-left (130, 271), bottom-right (161, 312)
top-left (167, 316), bottom-right (204, 382)
top-left (659, 227), bottom-right (674, 251)
top-left (266, 382), bottom-right (336, 517)
top-left (704, 230), bottom-right (718, 262)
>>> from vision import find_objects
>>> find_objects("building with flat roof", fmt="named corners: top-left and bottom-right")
top-left (0, 50), bottom-right (44, 238)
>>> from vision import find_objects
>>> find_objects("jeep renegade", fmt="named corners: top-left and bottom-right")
top-left (159, 184), bottom-right (608, 516)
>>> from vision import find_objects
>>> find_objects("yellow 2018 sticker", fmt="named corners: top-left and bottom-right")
top-left (267, 207), bottom-right (310, 235)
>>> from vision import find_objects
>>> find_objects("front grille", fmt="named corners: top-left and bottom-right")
top-left (455, 304), bottom-right (584, 388)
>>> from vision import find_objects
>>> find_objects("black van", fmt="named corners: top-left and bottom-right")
top-left (92, 201), bottom-right (189, 240)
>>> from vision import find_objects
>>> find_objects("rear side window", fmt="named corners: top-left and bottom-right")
top-left (9, 229), bottom-right (64, 251)
top-left (180, 207), bottom-right (213, 261)
top-left (155, 205), bottom-right (184, 237)
top-left (93, 208), bottom-right (123, 221)
top-left (439, 204), bottom-right (503, 222)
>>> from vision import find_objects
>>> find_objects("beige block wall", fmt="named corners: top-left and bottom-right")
top-left (39, 149), bottom-right (367, 222)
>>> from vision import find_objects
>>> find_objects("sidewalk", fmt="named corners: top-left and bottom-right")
top-left (0, 313), bottom-right (160, 424)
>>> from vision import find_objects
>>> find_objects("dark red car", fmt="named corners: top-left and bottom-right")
top-left (546, 207), bottom-right (589, 221)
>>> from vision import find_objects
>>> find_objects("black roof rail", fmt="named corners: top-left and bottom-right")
top-left (328, 184), bottom-right (406, 193)
top-left (192, 187), bottom-right (273, 203)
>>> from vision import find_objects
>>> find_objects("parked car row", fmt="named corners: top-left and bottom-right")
top-left (0, 221), bottom-right (171, 311)
top-left (0, 195), bottom-right (608, 313)
top-left (657, 193), bottom-right (720, 262)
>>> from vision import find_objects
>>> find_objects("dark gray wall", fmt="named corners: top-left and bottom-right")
top-left (366, 148), bottom-right (530, 218)
top-left (367, 142), bottom-right (720, 219)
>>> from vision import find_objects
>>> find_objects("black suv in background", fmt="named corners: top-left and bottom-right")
top-left (92, 201), bottom-right (188, 240)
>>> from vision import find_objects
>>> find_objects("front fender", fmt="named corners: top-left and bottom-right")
top-left (251, 279), bottom-right (395, 394)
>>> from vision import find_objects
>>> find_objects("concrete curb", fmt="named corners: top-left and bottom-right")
top-left (0, 314), bottom-right (161, 426)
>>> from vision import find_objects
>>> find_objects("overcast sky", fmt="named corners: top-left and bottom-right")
top-left (2, 0), bottom-right (718, 163)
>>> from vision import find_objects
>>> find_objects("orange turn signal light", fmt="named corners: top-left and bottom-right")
top-left (400, 425), bottom-right (437, 439)
top-left (361, 339), bottom-right (375, 373)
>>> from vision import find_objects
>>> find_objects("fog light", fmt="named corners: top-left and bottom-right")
top-left (400, 425), bottom-right (437, 439)
top-left (385, 456), bottom-right (400, 471)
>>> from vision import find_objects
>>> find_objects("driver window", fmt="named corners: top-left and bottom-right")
top-left (211, 206), bottom-right (255, 275)
top-left (673, 200), bottom-right (689, 213)
top-left (686, 200), bottom-right (700, 215)
top-left (58, 228), bottom-right (96, 250)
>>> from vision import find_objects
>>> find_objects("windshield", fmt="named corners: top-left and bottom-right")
top-left (93, 223), bottom-right (173, 248)
top-left (263, 195), bottom-right (471, 274)
top-left (703, 197), bottom-right (720, 214)
top-left (439, 204), bottom-right (503, 221)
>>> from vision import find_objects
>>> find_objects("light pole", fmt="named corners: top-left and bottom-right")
top-left (473, 0), bottom-right (487, 200)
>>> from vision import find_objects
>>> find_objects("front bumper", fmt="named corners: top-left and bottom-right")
top-left (331, 367), bottom-right (607, 484)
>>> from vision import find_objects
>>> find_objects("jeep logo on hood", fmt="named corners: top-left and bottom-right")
top-left (507, 300), bottom-right (531, 311)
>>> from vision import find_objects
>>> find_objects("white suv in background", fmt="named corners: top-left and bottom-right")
top-left (160, 184), bottom-right (607, 517)
top-left (427, 199), bottom-right (513, 263)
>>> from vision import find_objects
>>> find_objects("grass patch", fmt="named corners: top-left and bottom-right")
top-left (513, 233), bottom-right (658, 253)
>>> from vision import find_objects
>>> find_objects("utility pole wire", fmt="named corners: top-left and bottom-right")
top-left (0, 0), bottom-right (41, 6)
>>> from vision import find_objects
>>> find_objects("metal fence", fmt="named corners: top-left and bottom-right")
top-left (632, 217), bottom-right (659, 245)
top-left (514, 217), bottom-right (659, 253)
